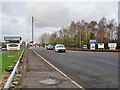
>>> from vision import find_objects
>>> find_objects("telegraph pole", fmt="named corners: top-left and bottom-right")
top-left (32, 16), bottom-right (34, 47)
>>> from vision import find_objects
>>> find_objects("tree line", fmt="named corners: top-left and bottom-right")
top-left (40, 17), bottom-right (119, 48)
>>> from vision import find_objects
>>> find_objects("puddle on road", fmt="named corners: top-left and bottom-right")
top-left (37, 77), bottom-right (62, 85)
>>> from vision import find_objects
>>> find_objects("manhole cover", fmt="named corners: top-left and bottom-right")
top-left (37, 77), bottom-right (62, 85)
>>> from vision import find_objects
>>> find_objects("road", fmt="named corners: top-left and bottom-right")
top-left (33, 47), bottom-right (118, 88)
top-left (0, 50), bottom-right (8, 54)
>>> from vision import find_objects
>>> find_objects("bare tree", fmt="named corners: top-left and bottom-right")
top-left (40, 33), bottom-right (50, 44)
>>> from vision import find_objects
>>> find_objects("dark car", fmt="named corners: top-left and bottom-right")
top-left (2, 46), bottom-right (7, 51)
top-left (46, 45), bottom-right (53, 50)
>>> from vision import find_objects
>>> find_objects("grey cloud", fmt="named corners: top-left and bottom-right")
top-left (26, 2), bottom-right (71, 28)
top-left (11, 18), bottom-right (18, 23)
top-left (1, 2), bottom-right (118, 42)
top-left (25, 2), bottom-right (118, 28)
top-left (2, 2), bottom-right (26, 17)
top-left (69, 2), bottom-right (117, 22)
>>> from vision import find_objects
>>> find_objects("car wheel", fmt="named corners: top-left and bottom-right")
top-left (64, 50), bottom-right (66, 53)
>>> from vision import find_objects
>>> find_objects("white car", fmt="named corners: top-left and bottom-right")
top-left (55, 44), bottom-right (66, 53)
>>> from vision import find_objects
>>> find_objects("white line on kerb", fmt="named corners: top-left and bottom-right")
top-left (32, 50), bottom-right (85, 90)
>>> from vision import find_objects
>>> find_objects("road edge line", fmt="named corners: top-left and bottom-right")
top-left (32, 49), bottom-right (85, 90)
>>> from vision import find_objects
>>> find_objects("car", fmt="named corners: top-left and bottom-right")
top-left (0, 46), bottom-right (1, 51)
top-left (55, 44), bottom-right (66, 53)
top-left (46, 44), bottom-right (53, 50)
top-left (2, 46), bottom-right (7, 51)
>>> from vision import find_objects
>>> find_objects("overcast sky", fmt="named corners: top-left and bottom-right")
top-left (0, 0), bottom-right (119, 43)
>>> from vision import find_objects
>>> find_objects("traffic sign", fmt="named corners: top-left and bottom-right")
top-left (90, 44), bottom-right (95, 50)
top-left (98, 43), bottom-right (104, 49)
top-left (40, 42), bottom-right (42, 44)
top-left (108, 43), bottom-right (117, 50)
top-left (89, 40), bottom-right (97, 44)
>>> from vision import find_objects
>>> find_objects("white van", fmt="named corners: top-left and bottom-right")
top-left (55, 44), bottom-right (66, 53)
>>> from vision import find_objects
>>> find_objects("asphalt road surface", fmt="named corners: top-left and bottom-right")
top-left (0, 50), bottom-right (8, 54)
top-left (33, 47), bottom-right (118, 88)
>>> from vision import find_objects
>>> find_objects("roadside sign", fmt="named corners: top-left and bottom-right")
top-left (89, 40), bottom-right (97, 44)
top-left (83, 45), bottom-right (87, 49)
top-left (4, 37), bottom-right (22, 41)
top-left (7, 43), bottom-right (20, 50)
top-left (4, 36), bottom-right (21, 51)
top-left (40, 42), bottom-right (42, 44)
top-left (4, 36), bottom-right (22, 56)
top-left (108, 43), bottom-right (117, 50)
top-left (90, 44), bottom-right (95, 50)
top-left (98, 43), bottom-right (104, 49)
top-left (29, 41), bottom-right (34, 44)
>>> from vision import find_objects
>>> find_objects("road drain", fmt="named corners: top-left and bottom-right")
top-left (37, 77), bottom-right (62, 85)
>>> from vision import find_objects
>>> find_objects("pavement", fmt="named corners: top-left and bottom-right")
top-left (22, 49), bottom-right (79, 88)
top-left (33, 47), bottom-right (118, 88)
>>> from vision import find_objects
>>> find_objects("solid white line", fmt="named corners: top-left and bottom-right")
top-left (32, 49), bottom-right (85, 90)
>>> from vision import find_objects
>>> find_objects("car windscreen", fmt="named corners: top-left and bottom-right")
top-left (58, 46), bottom-right (64, 48)
top-left (48, 45), bottom-right (52, 47)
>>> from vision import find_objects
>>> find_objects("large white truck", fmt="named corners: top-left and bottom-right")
top-left (55, 44), bottom-right (66, 53)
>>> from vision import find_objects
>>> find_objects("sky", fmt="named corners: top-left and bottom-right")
top-left (0, 0), bottom-right (119, 43)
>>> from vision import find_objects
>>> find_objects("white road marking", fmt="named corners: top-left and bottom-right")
top-left (32, 49), bottom-right (85, 90)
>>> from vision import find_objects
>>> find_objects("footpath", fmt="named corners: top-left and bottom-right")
top-left (22, 49), bottom-right (78, 88)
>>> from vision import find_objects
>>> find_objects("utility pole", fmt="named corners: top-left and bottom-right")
top-left (80, 30), bottom-right (82, 47)
top-left (32, 16), bottom-right (34, 47)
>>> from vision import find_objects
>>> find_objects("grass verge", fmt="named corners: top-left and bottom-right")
top-left (0, 47), bottom-right (24, 76)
